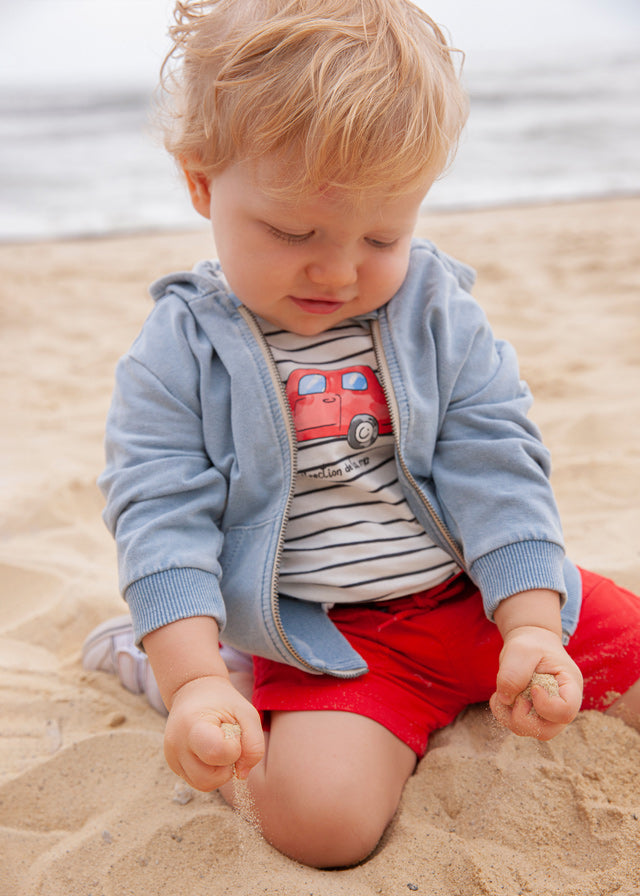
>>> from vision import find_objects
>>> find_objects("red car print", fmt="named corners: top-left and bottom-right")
top-left (286, 365), bottom-right (392, 449)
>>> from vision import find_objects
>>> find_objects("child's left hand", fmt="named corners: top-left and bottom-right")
top-left (489, 625), bottom-right (584, 740)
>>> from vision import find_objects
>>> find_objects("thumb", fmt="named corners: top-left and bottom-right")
top-left (496, 655), bottom-right (537, 707)
top-left (188, 718), bottom-right (240, 768)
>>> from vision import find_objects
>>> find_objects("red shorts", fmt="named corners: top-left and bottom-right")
top-left (252, 569), bottom-right (640, 756)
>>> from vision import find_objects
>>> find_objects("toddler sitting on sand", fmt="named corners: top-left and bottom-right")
top-left (83, 0), bottom-right (640, 868)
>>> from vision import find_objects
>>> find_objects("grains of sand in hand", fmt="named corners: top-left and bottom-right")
top-left (221, 722), bottom-right (242, 741)
top-left (521, 672), bottom-right (560, 700)
top-left (521, 672), bottom-right (560, 717)
top-left (221, 723), bottom-right (261, 835)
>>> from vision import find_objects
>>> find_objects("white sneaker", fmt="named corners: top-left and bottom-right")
top-left (82, 615), bottom-right (254, 714)
top-left (81, 614), bottom-right (167, 715)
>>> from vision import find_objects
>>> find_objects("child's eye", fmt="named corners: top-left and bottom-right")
top-left (366, 237), bottom-right (398, 250)
top-left (266, 225), bottom-right (313, 245)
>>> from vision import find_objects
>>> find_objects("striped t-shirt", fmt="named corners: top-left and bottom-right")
top-left (259, 317), bottom-right (459, 603)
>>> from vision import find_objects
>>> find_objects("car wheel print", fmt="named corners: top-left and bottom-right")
top-left (347, 414), bottom-right (378, 449)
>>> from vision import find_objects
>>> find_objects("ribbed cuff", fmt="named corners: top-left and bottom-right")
top-left (125, 567), bottom-right (226, 645)
top-left (471, 540), bottom-right (567, 620)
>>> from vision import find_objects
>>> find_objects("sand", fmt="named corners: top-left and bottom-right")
top-left (1, 197), bottom-right (639, 895)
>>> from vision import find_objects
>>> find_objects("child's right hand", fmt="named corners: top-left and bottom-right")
top-left (163, 674), bottom-right (265, 791)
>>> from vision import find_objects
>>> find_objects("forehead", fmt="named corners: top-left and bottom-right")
top-left (234, 155), bottom-right (430, 224)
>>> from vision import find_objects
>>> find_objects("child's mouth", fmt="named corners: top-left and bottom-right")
top-left (290, 296), bottom-right (345, 315)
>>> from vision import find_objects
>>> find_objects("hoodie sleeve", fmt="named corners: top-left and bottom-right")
top-left (99, 294), bottom-right (228, 645)
top-left (433, 311), bottom-right (567, 615)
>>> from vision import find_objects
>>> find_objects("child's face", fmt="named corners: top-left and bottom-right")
top-left (185, 156), bottom-right (432, 336)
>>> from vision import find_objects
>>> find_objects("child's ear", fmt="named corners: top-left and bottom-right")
top-left (182, 166), bottom-right (212, 219)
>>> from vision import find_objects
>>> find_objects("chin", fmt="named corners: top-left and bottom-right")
top-left (289, 316), bottom-right (340, 336)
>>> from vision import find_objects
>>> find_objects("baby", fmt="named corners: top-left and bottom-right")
top-left (83, 0), bottom-right (640, 869)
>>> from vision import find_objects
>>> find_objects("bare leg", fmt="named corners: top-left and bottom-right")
top-left (605, 677), bottom-right (640, 730)
top-left (221, 709), bottom-right (416, 868)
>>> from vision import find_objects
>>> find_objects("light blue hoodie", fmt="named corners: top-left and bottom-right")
top-left (99, 239), bottom-right (582, 676)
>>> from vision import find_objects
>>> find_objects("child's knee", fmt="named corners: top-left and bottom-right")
top-left (245, 710), bottom-right (414, 866)
top-left (262, 778), bottom-right (391, 868)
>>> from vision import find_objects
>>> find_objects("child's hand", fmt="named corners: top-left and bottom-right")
top-left (489, 625), bottom-right (583, 740)
top-left (163, 674), bottom-right (265, 791)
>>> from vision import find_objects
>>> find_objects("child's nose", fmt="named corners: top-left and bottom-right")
top-left (305, 247), bottom-right (358, 289)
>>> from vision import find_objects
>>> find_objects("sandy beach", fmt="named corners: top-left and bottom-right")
top-left (1, 197), bottom-right (639, 895)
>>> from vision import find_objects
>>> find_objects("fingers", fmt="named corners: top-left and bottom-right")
top-left (490, 667), bottom-right (583, 740)
top-left (166, 719), bottom-right (232, 790)
top-left (489, 690), bottom-right (567, 741)
top-left (166, 710), bottom-right (265, 792)
top-left (492, 623), bottom-right (585, 742)
top-left (528, 674), bottom-right (581, 725)
top-left (234, 710), bottom-right (266, 780)
top-left (167, 721), bottom-right (244, 791)
top-left (162, 674), bottom-right (266, 791)
top-left (494, 651), bottom-right (536, 709)
top-left (189, 717), bottom-right (241, 766)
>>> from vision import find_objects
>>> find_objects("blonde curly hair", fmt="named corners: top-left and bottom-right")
top-left (158, 0), bottom-right (468, 198)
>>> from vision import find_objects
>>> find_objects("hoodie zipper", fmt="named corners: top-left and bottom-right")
top-left (371, 317), bottom-right (467, 571)
top-left (238, 307), bottom-right (324, 673)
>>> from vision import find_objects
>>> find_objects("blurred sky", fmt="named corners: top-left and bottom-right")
top-left (2, 0), bottom-right (639, 91)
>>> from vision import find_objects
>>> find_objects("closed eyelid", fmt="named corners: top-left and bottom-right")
top-left (265, 221), bottom-right (402, 249)
top-left (366, 236), bottom-right (400, 249)
top-left (265, 223), bottom-right (314, 243)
